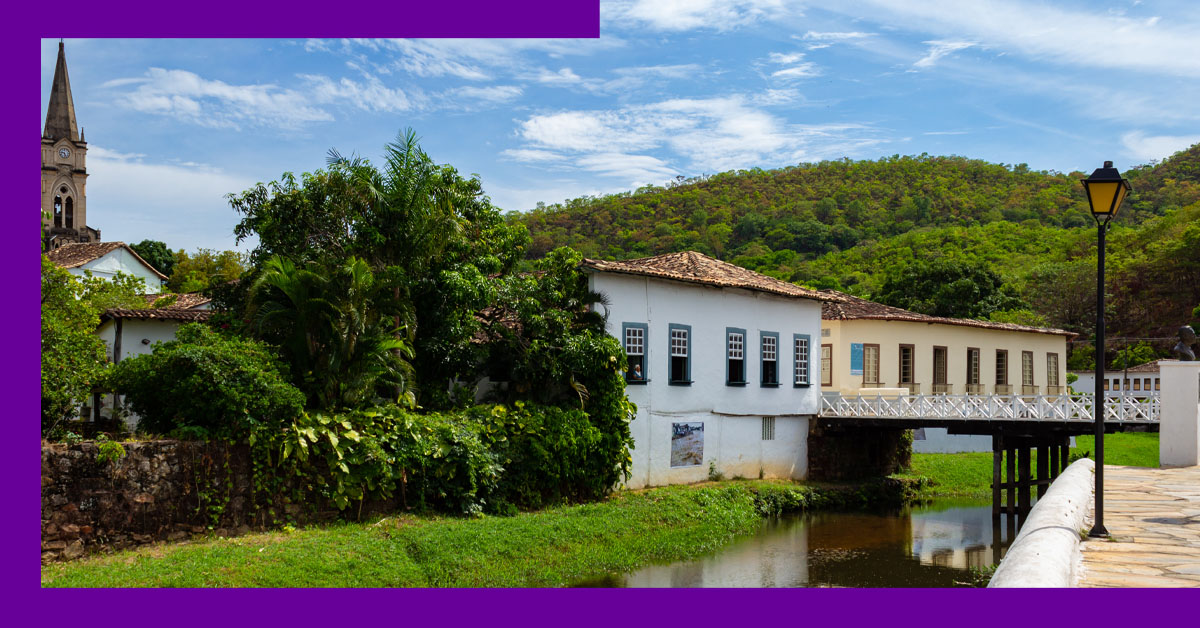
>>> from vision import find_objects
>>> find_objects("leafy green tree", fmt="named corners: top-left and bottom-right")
top-left (1111, 342), bottom-right (1158, 371)
top-left (108, 323), bottom-right (304, 439)
top-left (876, 259), bottom-right (1027, 320)
top-left (230, 129), bottom-right (529, 407)
top-left (988, 309), bottom-right (1050, 327)
top-left (169, 249), bottom-right (248, 293)
top-left (41, 256), bottom-right (146, 434)
top-left (246, 256), bottom-right (415, 410)
top-left (129, 239), bottom-right (176, 278)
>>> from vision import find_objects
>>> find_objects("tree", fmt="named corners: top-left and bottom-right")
top-left (129, 239), bottom-right (176, 278)
top-left (876, 258), bottom-right (1026, 320)
top-left (1111, 342), bottom-right (1158, 371)
top-left (108, 323), bottom-right (304, 439)
top-left (41, 256), bottom-right (146, 434)
top-left (246, 255), bottom-right (415, 410)
top-left (231, 129), bottom-right (529, 407)
top-left (169, 249), bottom-right (248, 293)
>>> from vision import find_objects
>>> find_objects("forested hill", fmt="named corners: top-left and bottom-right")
top-left (514, 146), bottom-right (1199, 263)
top-left (509, 145), bottom-right (1200, 350)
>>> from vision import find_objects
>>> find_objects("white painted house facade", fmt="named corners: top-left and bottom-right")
top-left (46, 241), bottom-right (168, 293)
top-left (583, 252), bottom-right (838, 489)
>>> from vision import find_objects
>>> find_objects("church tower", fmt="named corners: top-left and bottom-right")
top-left (42, 41), bottom-right (98, 249)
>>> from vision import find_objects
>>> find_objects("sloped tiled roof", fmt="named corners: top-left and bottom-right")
top-left (47, 241), bottom-right (169, 280)
top-left (101, 308), bottom-right (212, 323)
top-left (581, 251), bottom-right (841, 302)
top-left (821, 291), bottom-right (1075, 337)
top-left (141, 293), bottom-right (212, 310)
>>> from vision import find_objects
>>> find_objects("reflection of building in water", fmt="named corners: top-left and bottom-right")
top-left (623, 520), bottom-right (810, 588)
top-left (910, 505), bottom-right (1005, 569)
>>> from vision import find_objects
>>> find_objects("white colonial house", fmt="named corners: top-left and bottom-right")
top-left (1070, 359), bottom-right (1164, 398)
top-left (47, 241), bottom-right (168, 293)
top-left (582, 251), bottom-right (840, 488)
top-left (89, 293), bottom-right (212, 428)
top-left (821, 292), bottom-right (1075, 453)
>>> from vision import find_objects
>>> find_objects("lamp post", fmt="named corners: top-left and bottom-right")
top-left (1080, 160), bottom-right (1131, 538)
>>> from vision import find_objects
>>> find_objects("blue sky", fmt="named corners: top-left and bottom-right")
top-left (41, 0), bottom-right (1200, 252)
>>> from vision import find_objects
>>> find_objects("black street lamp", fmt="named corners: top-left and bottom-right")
top-left (1080, 160), bottom-right (1131, 538)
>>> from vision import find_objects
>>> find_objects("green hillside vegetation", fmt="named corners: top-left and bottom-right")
top-left (512, 145), bottom-right (1200, 351)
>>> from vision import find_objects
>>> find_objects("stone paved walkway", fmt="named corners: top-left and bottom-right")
top-left (1077, 465), bottom-right (1200, 587)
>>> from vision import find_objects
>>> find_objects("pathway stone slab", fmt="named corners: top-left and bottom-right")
top-left (1078, 465), bottom-right (1200, 588)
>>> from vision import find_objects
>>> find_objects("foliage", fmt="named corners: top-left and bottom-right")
top-left (94, 433), bottom-right (127, 465)
top-left (129, 239), bottom-right (176, 278)
top-left (245, 255), bottom-right (415, 410)
top-left (169, 248), bottom-right (247, 293)
top-left (229, 129), bottom-right (529, 408)
top-left (988, 309), bottom-right (1049, 327)
top-left (108, 323), bottom-right (304, 439)
top-left (876, 258), bottom-right (1026, 319)
top-left (40, 256), bottom-right (146, 434)
top-left (1110, 342), bottom-right (1158, 370)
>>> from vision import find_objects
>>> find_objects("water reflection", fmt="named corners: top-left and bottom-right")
top-left (587, 501), bottom-right (1020, 588)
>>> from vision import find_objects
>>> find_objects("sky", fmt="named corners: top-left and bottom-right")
top-left (40, 0), bottom-right (1200, 253)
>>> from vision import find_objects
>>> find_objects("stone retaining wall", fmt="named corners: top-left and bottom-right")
top-left (41, 440), bottom-right (396, 562)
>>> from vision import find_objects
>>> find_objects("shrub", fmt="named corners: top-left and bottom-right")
top-left (109, 323), bottom-right (304, 439)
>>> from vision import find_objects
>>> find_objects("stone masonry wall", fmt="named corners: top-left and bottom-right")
top-left (41, 440), bottom-right (396, 562)
top-left (806, 421), bottom-right (912, 481)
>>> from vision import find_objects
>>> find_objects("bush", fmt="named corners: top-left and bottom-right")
top-left (108, 323), bottom-right (304, 439)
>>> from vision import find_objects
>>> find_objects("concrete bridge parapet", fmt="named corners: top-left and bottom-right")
top-left (988, 458), bottom-right (1094, 588)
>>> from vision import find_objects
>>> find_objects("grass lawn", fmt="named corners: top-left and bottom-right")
top-left (43, 480), bottom-right (845, 588)
top-left (902, 432), bottom-right (1159, 500)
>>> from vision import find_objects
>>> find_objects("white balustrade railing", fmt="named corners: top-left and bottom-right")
top-left (819, 392), bottom-right (1160, 423)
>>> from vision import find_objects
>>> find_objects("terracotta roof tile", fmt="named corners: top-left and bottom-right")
top-left (821, 291), bottom-right (1075, 337)
top-left (101, 308), bottom-right (212, 323)
top-left (581, 251), bottom-right (841, 302)
top-left (46, 241), bottom-right (169, 280)
top-left (141, 293), bottom-right (212, 310)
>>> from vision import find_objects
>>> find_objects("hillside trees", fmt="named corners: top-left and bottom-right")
top-left (876, 259), bottom-right (1026, 319)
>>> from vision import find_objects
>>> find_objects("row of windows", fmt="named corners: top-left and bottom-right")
top-left (622, 323), bottom-right (812, 387)
top-left (853, 345), bottom-right (1062, 392)
top-left (1102, 377), bottom-right (1160, 392)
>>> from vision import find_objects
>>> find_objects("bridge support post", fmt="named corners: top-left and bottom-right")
top-left (1006, 441), bottom-right (1016, 517)
top-left (1037, 443), bottom-right (1049, 498)
top-left (1060, 436), bottom-right (1070, 475)
top-left (1017, 443), bottom-right (1031, 515)
top-left (1048, 440), bottom-right (1059, 482)
top-left (992, 434), bottom-right (1003, 516)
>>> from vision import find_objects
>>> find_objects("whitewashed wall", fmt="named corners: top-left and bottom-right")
top-left (94, 318), bottom-right (187, 429)
top-left (69, 248), bottom-right (166, 293)
top-left (589, 272), bottom-right (822, 488)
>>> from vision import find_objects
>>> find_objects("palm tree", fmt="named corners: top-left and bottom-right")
top-left (247, 255), bottom-right (415, 410)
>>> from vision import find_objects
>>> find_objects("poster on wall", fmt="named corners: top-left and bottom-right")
top-left (670, 422), bottom-right (704, 467)
top-left (850, 343), bottom-right (863, 376)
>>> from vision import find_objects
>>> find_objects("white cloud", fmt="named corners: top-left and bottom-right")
top-left (85, 145), bottom-right (257, 250)
top-left (1120, 131), bottom-right (1200, 162)
top-left (912, 40), bottom-right (975, 69)
top-left (513, 95), bottom-right (884, 181)
top-left (500, 148), bottom-right (563, 163)
top-left (536, 67), bottom-right (584, 85)
top-left (610, 0), bottom-right (788, 32)
top-left (299, 74), bottom-right (415, 113)
top-left (815, 0), bottom-right (1200, 78)
top-left (111, 68), bottom-right (332, 130)
top-left (450, 85), bottom-right (523, 104)
top-left (800, 31), bottom-right (872, 42)
top-left (766, 51), bottom-right (820, 80)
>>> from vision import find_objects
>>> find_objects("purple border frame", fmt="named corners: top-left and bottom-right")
top-left (7, 0), bottom-right (1179, 623)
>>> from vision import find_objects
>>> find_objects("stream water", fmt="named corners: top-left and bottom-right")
top-left (577, 500), bottom-right (1023, 588)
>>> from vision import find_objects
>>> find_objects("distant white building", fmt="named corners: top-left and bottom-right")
top-left (1071, 360), bottom-right (1164, 398)
top-left (90, 294), bottom-right (212, 428)
top-left (582, 251), bottom-right (839, 489)
top-left (46, 241), bottom-right (168, 293)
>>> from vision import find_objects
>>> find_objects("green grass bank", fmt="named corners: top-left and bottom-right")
top-left (902, 432), bottom-right (1159, 500)
top-left (42, 478), bottom-right (922, 588)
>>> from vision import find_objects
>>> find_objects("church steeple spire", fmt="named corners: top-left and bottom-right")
top-left (43, 41), bottom-right (79, 142)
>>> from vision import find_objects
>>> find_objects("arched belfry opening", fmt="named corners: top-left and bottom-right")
top-left (65, 196), bottom-right (74, 229)
top-left (54, 195), bottom-right (63, 228)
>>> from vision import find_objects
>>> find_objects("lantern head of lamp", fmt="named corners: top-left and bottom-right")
top-left (1081, 160), bottom-right (1131, 220)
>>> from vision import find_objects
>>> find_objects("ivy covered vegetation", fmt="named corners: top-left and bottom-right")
top-left (78, 129), bottom-right (635, 517)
